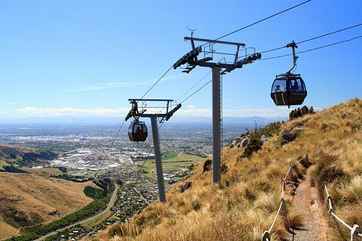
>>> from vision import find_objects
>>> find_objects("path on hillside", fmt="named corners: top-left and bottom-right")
top-left (289, 171), bottom-right (329, 241)
top-left (35, 184), bottom-right (119, 241)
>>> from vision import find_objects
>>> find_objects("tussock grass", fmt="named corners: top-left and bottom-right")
top-left (95, 99), bottom-right (362, 241)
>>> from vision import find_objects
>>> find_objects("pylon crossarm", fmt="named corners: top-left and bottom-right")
top-left (184, 36), bottom-right (245, 47)
top-left (126, 98), bottom-right (180, 120)
top-left (175, 35), bottom-right (261, 75)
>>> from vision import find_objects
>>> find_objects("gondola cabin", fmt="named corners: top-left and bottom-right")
top-left (128, 120), bottom-right (148, 142)
top-left (271, 73), bottom-right (307, 106)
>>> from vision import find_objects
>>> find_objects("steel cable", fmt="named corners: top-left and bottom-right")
top-left (262, 35), bottom-right (362, 60)
top-left (140, 65), bottom-right (174, 99)
top-left (259, 22), bottom-right (362, 55)
top-left (200, 0), bottom-right (312, 47)
top-left (201, 23), bottom-right (362, 58)
top-left (140, 0), bottom-right (314, 102)
top-left (177, 72), bottom-right (211, 102)
top-left (110, 120), bottom-right (126, 148)
top-left (180, 79), bottom-right (212, 104)
top-left (296, 23), bottom-right (362, 45)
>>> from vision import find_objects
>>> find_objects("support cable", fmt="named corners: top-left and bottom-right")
top-left (202, 23), bottom-right (362, 57)
top-left (296, 23), bottom-right (362, 45)
top-left (201, 0), bottom-right (312, 47)
top-left (180, 79), bottom-right (212, 104)
top-left (110, 120), bottom-right (126, 148)
top-left (149, 0), bottom-right (330, 102)
top-left (262, 35), bottom-right (362, 60)
top-left (177, 72), bottom-right (210, 103)
top-left (178, 57), bottom-right (225, 104)
top-left (139, 5), bottom-right (361, 101)
top-left (260, 23), bottom-right (362, 55)
top-left (140, 65), bottom-right (174, 99)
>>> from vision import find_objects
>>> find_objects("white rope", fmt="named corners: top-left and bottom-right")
top-left (324, 185), bottom-right (362, 240)
top-left (261, 160), bottom-right (309, 241)
top-left (350, 225), bottom-right (361, 241)
top-left (262, 164), bottom-right (361, 241)
top-left (324, 185), bottom-right (334, 213)
top-left (261, 163), bottom-right (293, 241)
top-left (269, 199), bottom-right (285, 233)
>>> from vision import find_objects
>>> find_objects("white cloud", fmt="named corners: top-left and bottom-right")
top-left (16, 106), bottom-right (129, 117)
top-left (12, 105), bottom-right (291, 120)
top-left (223, 107), bottom-right (290, 118)
top-left (177, 105), bottom-right (289, 118)
top-left (177, 105), bottom-right (211, 117)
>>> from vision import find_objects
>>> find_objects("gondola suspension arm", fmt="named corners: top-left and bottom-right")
top-left (286, 41), bottom-right (298, 73)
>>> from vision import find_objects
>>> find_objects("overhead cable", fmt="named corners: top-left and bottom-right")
top-left (201, 0), bottom-right (312, 47)
top-left (262, 35), bottom-right (362, 60)
top-left (140, 65), bottom-right (174, 99)
top-left (261, 22), bottom-right (362, 54)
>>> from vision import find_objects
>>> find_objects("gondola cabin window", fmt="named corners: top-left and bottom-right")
top-left (272, 79), bottom-right (287, 92)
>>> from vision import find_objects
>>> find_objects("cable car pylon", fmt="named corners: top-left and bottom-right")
top-left (174, 33), bottom-right (261, 185)
top-left (125, 98), bottom-right (181, 203)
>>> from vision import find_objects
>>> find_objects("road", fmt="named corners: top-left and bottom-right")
top-left (35, 184), bottom-right (119, 241)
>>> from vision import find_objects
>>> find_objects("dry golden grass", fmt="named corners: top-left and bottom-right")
top-left (97, 98), bottom-right (361, 241)
top-left (0, 171), bottom-right (93, 239)
top-left (0, 217), bottom-right (19, 240)
top-left (24, 167), bottom-right (63, 177)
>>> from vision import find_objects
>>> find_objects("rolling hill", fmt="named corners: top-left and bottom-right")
top-left (0, 172), bottom-right (94, 240)
top-left (0, 145), bottom-right (57, 171)
top-left (96, 98), bottom-right (361, 241)
top-left (0, 146), bottom-right (93, 240)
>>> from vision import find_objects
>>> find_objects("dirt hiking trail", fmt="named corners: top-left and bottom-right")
top-left (289, 170), bottom-right (330, 241)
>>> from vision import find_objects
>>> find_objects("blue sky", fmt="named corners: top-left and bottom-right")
top-left (1, 0), bottom-right (361, 123)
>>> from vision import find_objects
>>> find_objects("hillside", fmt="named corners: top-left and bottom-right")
top-left (0, 171), bottom-right (93, 240)
top-left (0, 145), bottom-right (57, 170)
top-left (96, 98), bottom-right (361, 241)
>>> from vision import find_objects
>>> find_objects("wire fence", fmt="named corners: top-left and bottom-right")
top-left (324, 185), bottom-right (362, 241)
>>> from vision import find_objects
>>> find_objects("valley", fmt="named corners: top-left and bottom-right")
top-left (0, 122), bottom-right (254, 240)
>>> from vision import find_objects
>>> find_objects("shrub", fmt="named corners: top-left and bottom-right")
top-left (243, 133), bottom-right (263, 158)
top-left (257, 122), bottom-right (282, 137)
top-left (318, 165), bottom-right (346, 184)
top-left (191, 200), bottom-right (201, 211)
top-left (84, 186), bottom-right (106, 200)
top-left (289, 106), bottom-right (315, 120)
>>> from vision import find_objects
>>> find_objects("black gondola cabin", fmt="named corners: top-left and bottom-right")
top-left (271, 73), bottom-right (307, 106)
top-left (128, 120), bottom-right (148, 142)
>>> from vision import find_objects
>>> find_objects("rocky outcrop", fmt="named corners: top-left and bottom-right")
top-left (299, 155), bottom-right (312, 169)
top-left (202, 159), bottom-right (212, 173)
top-left (179, 181), bottom-right (192, 193)
top-left (280, 130), bottom-right (297, 145)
